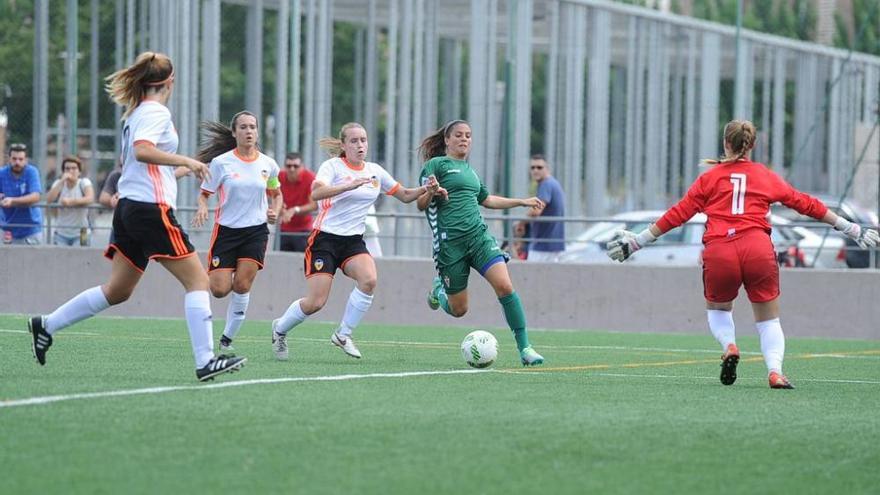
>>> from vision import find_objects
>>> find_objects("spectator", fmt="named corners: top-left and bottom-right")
top-left (46, 156), bottom-right (95, 246)
top-left (278, 152), bottom-right (317, 252)
top-left (98, 160), bottom-right (122, 209)
top-left (526, 155), bottom-right (566, 262)
top-left (0, 143), bottom-right (43, 244)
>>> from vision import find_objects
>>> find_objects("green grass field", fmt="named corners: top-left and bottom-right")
top-left (2, 314), bottom-right (878, 494)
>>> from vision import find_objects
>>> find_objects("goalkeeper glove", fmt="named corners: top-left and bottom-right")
top-left (606, 229), bottom-right (657, 262)
top-left (833, 217), bottom-right (880, 249)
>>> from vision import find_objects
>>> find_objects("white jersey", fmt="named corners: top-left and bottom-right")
top-left (312, 157), bottom-right (400, 236)
top-left (118, 101), bottom-right (180, 208)
top-left (200, 149), bottom-right (280, 228)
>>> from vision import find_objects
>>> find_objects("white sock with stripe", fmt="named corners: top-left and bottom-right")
top-left (707, 309), bottom-right (736, 351)
top-left (45, 286), bottom-right (111, 335)
top-left (756, 317), bottom-right (785, 374)
top-left (222, 291), bottom-right (250, 340)
top-left (276, 298), bottom-right (308, 335)
top-left (338, 288), bottom-right (373, 337)
top-left (185, 291), bottom-right (214, 368)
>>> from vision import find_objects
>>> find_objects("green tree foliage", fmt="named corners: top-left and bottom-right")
top-left (834, 0), bottom-right (880, 55)
top-left (678, 0), bottom-right (816, 41)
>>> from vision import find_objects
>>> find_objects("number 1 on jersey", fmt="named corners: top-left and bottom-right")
top-left (730, 173), bottom-right (746, 215)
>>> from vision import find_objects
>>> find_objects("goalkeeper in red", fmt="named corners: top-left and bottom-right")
top-left (607, 120), bottom-right (879, 389)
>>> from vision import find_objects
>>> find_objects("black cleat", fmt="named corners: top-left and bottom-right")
top-left (719, 343), bottom-right (739, 386)
top-left (196, 354), bottom-right (247, 382)
top-left (29, 316), bottom-right (52, 366)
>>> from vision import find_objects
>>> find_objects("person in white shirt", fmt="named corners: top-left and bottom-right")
top-left (271, 122), bottom-right (445, 360)
top-left (46, 156), bottom-right (95, 246)
top-left (192, 111), bottom-right (282, 353)
top-left (28, 51), bottom-right (246, 381)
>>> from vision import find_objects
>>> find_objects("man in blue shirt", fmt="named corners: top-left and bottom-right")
top-left (1, 143), bottom-right (43, 244)
top-left (526, 155), bottom-right (565, 262)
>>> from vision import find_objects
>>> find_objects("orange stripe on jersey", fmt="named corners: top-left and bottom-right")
top-left (303, 229), bottom-right (321, 276)
top-left (159, 204), bottom-right (188, 255)
top-left (313, 198), bottom-right (332, 231)
top-left (147, 164), bottom-right (166, 206)
top-left (386, 183), bottom-right (401, 196)
top-left (215, 185), bottom-right (225, 224)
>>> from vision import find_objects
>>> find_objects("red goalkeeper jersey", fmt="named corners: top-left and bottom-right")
top-left (655, 160), bottom-right (828, 244)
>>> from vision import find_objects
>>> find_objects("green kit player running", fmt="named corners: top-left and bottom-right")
top-left (417, 119), bottom-right (546, 366)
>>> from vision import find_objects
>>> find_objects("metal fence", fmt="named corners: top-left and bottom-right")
top-left (4, 202), bottom-right (877, 270)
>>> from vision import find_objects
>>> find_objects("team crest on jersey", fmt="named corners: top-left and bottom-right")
top-left (370, 175), bottom-right (379, 188)
top-left (211, 255), bottom-right (220, 268)
top-left (314, 258), bottom-right (324, 271)
top-left (443, 275), bottom-right (451, 288)
top-left (261, 169), bottom-right (269, 181)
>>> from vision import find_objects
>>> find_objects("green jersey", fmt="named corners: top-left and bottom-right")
top-left (420, 156), bottom-right (490, 241)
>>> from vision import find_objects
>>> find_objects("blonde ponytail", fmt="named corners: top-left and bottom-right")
top-left (105, 51), bottom-right (174, 118)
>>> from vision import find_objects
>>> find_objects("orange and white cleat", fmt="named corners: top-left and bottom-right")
top-left (719, 343), bottom-right (740, 386)
top-left (769, 371), bottom-right (795, 389)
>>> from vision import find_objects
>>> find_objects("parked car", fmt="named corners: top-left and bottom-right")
top-left (559, 210), bottom-right (843, 268)
top-left (771, 194), bottom-right (878, 268)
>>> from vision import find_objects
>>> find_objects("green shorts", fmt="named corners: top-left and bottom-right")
top-left (434, 229), bottom-right (509, 295)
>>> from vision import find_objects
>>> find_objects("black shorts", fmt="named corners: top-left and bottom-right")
top-left (104, 198), bottom-right (196, 272)
top-left (208, 223), bottom-right (270, 271)
top-left (304, 230), bottom-right (370, 277)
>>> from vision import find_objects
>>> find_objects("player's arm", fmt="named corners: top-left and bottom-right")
top-left (310, 177), bottom-right (372, 201)
top-left (608, 179), bottom-right (705, 262)
top-left (392, 175), bottom-right (444, 204)
top-left (133, 143), bottom-right (210, 181)
top-left (823, 210), bottom-right (880, 249)
top-left (480, 195), bottom-right (544, 211)
top-left (191, 190), bottom-right (212, 228)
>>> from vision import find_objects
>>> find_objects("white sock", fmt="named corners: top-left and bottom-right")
top-left (185, 291), bottom-right (214, 368)
top-left (45, 286), bottom-right (111, 335)
top-left (756, 317), bottom-right (785, 374)
top-left (223, 291), bottom-right (250, 340)
top-left (338, 287), bottom-right (373, 337)
top-left (276, 298), bottom-right (308, 335)
top-left (707, 309), bottom-right (736, 351)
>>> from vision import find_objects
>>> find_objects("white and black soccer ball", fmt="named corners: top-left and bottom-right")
top-left (461, 330), bottom-right (498, 369)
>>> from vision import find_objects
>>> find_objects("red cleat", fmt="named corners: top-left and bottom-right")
top-left (719, 343), bottom-right (740, 386)
top-left (769, 371), bottom-right (795, 389)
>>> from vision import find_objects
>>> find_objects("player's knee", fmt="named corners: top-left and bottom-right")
top-left (494, 283), bottom-right (514, 298)
top-left (303, 296), bottom-right (327, 314)
top-left (104, 286), bottom-right (133, 305)
top-left (358, 276), bottom-right (377, 294)
top-left (231, 279), bottom-right (253, 295)
top-left (210, 286), bottom-right (230, 299)
top-left (449, 304), bottom-right (468, 318)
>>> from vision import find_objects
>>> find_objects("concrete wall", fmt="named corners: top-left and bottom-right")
top-left (1, 245), bottom-right (878, 339)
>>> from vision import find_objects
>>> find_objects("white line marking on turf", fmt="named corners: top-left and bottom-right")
top-left (0, 369), bottom-right (492, 409)
top-left (585, 372), bottom-right (880, 385)
top-left (0, 328), bottom-right (99, 336)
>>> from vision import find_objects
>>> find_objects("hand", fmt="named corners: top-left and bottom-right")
top-left (347, 177), bottom-right (372, 191)
top-left (62, 171), bottom-right (74, 181)
top-left (191, 205), bottom-right (209, 228)
top-left (60, 198), bottom-right (72, 207)
top-left (185, 158), bottom-right (210, 182)
top-left (267, 207), bottom-right (278, 225)
top-left (110, 193), bottom-right (120, 208)
top-left (280, 208), bottom-right (294, 224)
top-left (1, 198), bottom-right (12, 208)
top-left (425, 175), bottom-right (440, 194)
top-left (834, 218), bottom-right (880, 249)
top-left (607, 229), bottom-right (657, 262)
top-left (435, 187), bottom-right (448, 201)
top-left (521, 197), bottom-right (545, 210)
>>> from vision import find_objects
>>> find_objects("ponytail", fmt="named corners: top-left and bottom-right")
top-left (196, 111), bottom-right (257, 163)
top-left (418, 119), bottom-right (468, 161)
top-left (105, 51), bottom-right (174, 118)
top-left (702, 119), bottom-right (757, 165)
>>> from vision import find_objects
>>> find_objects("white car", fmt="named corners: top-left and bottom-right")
top-left (559, 210), bottom-right (845, 268)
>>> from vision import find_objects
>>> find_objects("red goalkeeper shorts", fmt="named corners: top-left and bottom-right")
top-left (701, 229), bottom-right (780, 303)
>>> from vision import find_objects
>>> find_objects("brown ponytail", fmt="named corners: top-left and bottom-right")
top-left (418, 119), bottom-right (468, 161)
top-left (702, 119), bottom-right (757, 165)
top-left (196, 111), bottom-right (258, 163)
top-left (105, 51), bottom-right (174, 118)
top-left (318, 122), bottom-right (366, 158)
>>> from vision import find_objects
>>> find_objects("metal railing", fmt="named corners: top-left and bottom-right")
top-left (2, 202), bottom-right (877, 269)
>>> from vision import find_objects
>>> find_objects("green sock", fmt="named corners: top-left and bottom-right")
top-left (499, 292), bottom-right (529, 352)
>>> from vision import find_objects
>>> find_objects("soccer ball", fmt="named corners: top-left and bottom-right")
top-left (461, 330), bottom-right (498, 368)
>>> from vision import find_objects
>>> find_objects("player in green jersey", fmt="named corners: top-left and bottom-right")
top-left (417, 120), bottom-right (546, 366)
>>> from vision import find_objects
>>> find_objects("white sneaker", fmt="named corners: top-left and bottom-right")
top-left (272, 319), bottom-right (288, 361)
top-left (331, 331), bottom-right (362, 359)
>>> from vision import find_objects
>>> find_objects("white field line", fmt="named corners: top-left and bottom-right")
top-left (0, 369), bottom-right (492, 409)
top-left (502, 371), bottom-right (880, 385)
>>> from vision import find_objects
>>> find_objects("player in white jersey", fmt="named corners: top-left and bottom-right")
top-left (27, 52), bottom-right (246, 381)
top-left (192, 111), bottom-right (282, 352)
top-left (271, 122), bottom-right (445, 360)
